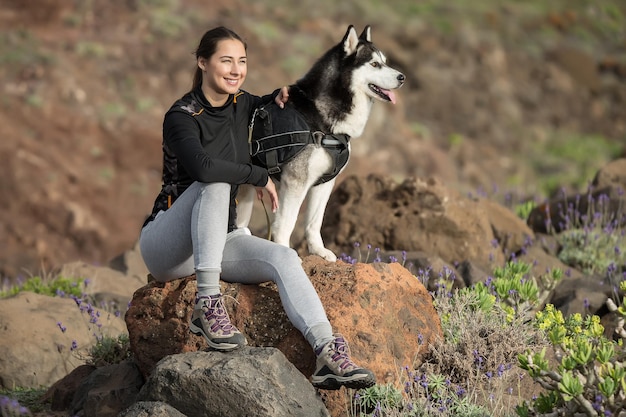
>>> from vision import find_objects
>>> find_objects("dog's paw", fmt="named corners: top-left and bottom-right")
top-left (310, 247), bottom-right (338, 262)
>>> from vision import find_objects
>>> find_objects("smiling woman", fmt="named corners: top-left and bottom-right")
top-left (137, 26), bottom-right (377, 391)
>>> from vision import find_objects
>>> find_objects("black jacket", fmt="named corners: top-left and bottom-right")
top-left (144, 86), bottom-right (276, 230)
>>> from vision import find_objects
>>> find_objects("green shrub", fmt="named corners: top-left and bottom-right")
top-left (349, 261), bottom-right (558, 416)
top-left (0, 276), bottom-right (85, 299)
top-left (87, 334), bottom-right (131, 367)
top-left (517, 298), bottom-right (626, 416)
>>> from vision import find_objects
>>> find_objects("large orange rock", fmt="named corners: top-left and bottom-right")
top-left (126, 255), bottom-right (442, 415)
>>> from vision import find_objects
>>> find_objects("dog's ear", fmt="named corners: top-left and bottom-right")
top-left (342, 25), bottom-right (359, 56)
top-left (359, 25), bottom-right (371, 43)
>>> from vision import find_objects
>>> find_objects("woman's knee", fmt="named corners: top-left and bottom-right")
top-left (197, 182), bottom-right (230, 194)
top-left (267, 244), bottom-right (301, 266)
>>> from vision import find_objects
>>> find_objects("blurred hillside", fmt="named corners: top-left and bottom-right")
top-left (1, 0), bottom-right (625, 280)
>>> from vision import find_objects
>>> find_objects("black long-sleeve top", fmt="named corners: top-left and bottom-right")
top-left (143, 86), bottom-right (276, 230)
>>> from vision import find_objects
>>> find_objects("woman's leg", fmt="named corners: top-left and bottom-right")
top-left (221, 229), bottom-right (376, 389)
top-left (221, 229), bottom-right (333, 350)
top-left (140, 182), bottom-right (245, 350)
top-left (139, 181), bottom-right (229, 291)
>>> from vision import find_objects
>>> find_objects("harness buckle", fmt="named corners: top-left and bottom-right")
top-left (268, 166), bottom-right (281, 175)
top-left (312, 131), bottom-right (324, 145)
top-left (249, 141), bottom-right (260, 156)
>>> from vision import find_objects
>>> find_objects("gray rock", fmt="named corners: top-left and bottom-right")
top-left (69, 360), bottom-right (144, 417)
top-left (137, 348), bottom-right (330, 417)
top-left (119, 401), bottom-right (187, 417)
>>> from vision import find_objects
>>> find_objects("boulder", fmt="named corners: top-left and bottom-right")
top-left (126, 256), bottom-right (441, 381)
top-left (478, 197), bottom-right (535, 257)
top-left (0, 292), bottom-right (126, 389)
top-left (136, 349), bottom-right (330, 417)
top-left (69, 360), bottom-right (144, 417)
top-left (125, 256), bottom-right (442, 416)
top-left (592, 158), bottom-right (626, 190)
top-left (42, 364), bottom-right (97, 411)
top-left (54, 260), bottom-right (146, 314)
top-left (322, 174), bottom-right (506, 272)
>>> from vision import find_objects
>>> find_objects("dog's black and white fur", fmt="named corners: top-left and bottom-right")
top-left (237, 25), bottom-right (405, 261)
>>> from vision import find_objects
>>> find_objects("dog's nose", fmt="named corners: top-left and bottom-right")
top-left (397, 73), bottom-right (406, 83)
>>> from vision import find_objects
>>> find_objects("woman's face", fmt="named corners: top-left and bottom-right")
top-left (198, 39), bottom-right (247, 105)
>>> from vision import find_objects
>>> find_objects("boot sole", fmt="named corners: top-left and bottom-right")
top-left (311, 373), bottom-right (376, 390)
top-left (189, 323), bottom-right (246, 351)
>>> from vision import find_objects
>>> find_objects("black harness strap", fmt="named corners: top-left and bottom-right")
top-left (248, 103), bottom-right (350, 185)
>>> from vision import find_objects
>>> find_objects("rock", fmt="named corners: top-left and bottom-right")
top-left (42, 364), bottom-right (96, 411)
top-left (124, 275), bottom-right (206, 378)
top-left (456, 259), bottom-right (491, 288)
top-left (547, 46), bottom-right (602, 92)
top-left (0, 292), bottom-right (126, 389)
top-left (374, 250), bottom-right (465, 292)
top-left (322, 174), bottom-right (505, 272)
top-left (137, 349), bottom-right (330, 417)
top-left (478, 198), bottom-right (535, 258)
top-left (517, 243), bottom-right (580, 277)
top-left (125, 256), bottom-right (441, 417)
top-left (69, 360), bottom-right (144, 417)
top-left (108, 241), bottom-right (150, 282)
top-left (119, 401), bottom-right (188, 417)
top-left (54, 260), bottom-right (146, 314)
top-left (550, 272), bottom-right (612, 318)
top-left (592, 158), bottom-right (626, 191)
top-left (126, 256), bottom-right (441, 380)
top-left (527, 186), bottom-right (626, 233)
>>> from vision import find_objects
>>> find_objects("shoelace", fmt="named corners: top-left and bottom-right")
top-left (330, 337), bottom-right (357, 370)
top-left (202, 296), bottom-right (236, 334)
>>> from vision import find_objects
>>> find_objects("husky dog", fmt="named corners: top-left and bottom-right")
top-left (237, 25), bottom-right (405, 261)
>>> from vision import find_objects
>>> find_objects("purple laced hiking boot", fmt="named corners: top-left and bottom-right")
top-left (190, 294), bottom-right (247, 351)
top-left (311, 334), bottom-right (376, 390)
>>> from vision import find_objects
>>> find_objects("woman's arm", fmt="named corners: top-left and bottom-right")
top-left (164, 111), bottom-right (268, 187)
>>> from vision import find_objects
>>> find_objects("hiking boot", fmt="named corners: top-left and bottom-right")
top-left (311, 334), bottom-right (376, 390)
top-left (189, 294), bottom-right (247, 351)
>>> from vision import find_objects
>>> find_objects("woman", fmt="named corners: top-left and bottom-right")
top-left (139, 26), bottom-right (375, 390)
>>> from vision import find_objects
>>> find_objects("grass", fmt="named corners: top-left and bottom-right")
top-left (527, 132), bottom-right (623, 198)
top-left (0, 275), bottom-right (85, 299)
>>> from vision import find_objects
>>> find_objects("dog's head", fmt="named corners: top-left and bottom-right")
top-left (343, 25), bottom-right (405, 104)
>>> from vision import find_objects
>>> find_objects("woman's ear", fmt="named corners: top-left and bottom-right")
top-left (197, 57), bottom-right (207, 71)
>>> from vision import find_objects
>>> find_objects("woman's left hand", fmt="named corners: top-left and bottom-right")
top-left (256, 177), bottom-right (279, 212)
top-left (275, 86), bottom-right (289, 109)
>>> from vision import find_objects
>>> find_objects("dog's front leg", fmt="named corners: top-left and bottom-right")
top-left (271, 176), bottom-right (308, 249)
top-left (235, 184), bottom-right (256, 229)
top-left (304, 179), bottom-right (337, 262)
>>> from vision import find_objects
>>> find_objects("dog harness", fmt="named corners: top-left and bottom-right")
top-left (248, 102), bottom-right (350, 185)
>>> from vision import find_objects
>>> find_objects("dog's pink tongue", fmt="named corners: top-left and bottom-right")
top-left (383, 89), bottom-right (397, 104)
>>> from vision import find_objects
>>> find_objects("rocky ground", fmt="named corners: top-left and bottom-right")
top-left (1, 1), bottom-right (625, 282)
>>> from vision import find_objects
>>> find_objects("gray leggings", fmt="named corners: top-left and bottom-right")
top-left (139, 181), bottom-right (333, 350)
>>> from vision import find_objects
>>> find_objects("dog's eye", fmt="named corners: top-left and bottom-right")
top-left (371, 62), bottom-right (380, 68)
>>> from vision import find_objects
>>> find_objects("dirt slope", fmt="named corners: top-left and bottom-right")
top-left (1, 0), bottom-right (624, 280)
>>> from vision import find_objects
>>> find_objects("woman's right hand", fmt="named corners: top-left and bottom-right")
top-left (256, 177), bottom-right (279, 212)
